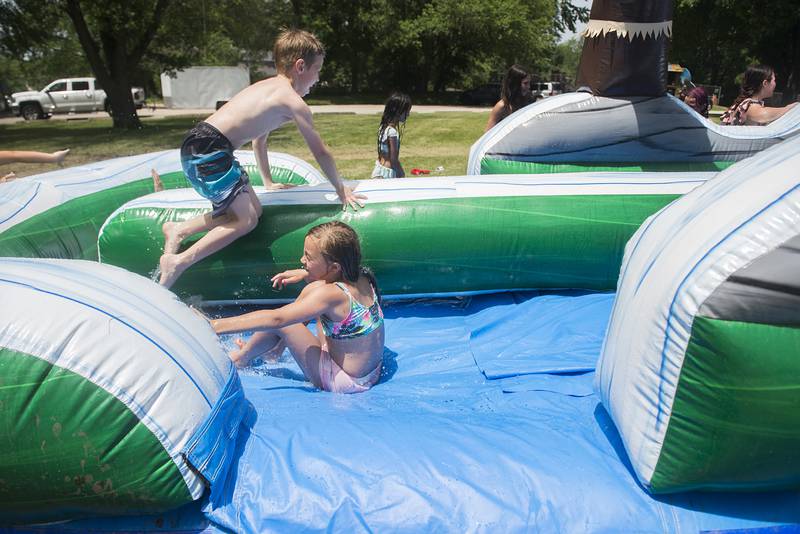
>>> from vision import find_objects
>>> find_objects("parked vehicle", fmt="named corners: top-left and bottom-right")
top-left (533, 81), bottom-right (563, 99)
top-left (10, 78), bottom-right (146, 120)
top-left (459, 83), bottom-right (501, 106)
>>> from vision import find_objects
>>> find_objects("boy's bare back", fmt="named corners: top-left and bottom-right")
top-left (204, 76), bottom-right (303, 149)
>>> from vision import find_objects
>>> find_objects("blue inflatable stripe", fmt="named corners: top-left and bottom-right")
top-left (55, 152), bottom-right (166, 188)
top-left (0, 182), bottom-right (41, 225)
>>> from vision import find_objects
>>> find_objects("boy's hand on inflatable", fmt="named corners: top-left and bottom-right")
top-left (340, 185), bottom-right (366, 211)
top-left (264, 182), bottom-right (296, 190)
top-left (271, 269), bottom-right (308, 289)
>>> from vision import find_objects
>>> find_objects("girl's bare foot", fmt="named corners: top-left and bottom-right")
top-left (162, 221), bottom-right (182, 254)
top-left (1, 172), bottom-right (15, 182)
top-left (158, 253), bottom-right (185, 288)
top-left (52, 149), bottom-right (70, 167)
top-left (151, 168), bottom-right (164, 192)
top-left (233, 335), bottom-right (286, 364)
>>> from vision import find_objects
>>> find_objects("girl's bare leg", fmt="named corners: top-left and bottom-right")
top-left (269, 324), bottom-right (324, 389)
top-left (230, 332), bottom-right (286, 367)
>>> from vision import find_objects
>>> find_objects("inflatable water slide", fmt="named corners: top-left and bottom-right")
top-left (2, 0), bottom-right (800, 530)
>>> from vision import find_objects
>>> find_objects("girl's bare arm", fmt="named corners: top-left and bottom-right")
top-left (211, 283), bottom-right (343, 334)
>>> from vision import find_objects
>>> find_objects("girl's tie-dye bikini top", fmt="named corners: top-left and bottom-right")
top-left (321, 282), bottom-right (384, 340)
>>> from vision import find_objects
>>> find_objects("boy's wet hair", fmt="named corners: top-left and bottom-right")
top-left (307, 221), bottom-right (381, 302)
top-left (274, 29), bottom-right (325, 74)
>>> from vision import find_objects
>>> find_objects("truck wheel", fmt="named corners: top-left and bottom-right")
top-left (104, 100), bottom-right (112, 115)
top-left (20, 103), bottom-right (43, 120)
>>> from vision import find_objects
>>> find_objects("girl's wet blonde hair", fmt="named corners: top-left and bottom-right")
top-left (307, 221), bottom-right (381, 302)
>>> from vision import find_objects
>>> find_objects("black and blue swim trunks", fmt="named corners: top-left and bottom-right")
top-left (180, 121), bottom-right (250, 218)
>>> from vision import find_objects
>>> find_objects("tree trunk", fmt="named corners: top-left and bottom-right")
top-left (350, 57), bottom-right (361, 93)
top-left (105, 79), bottom-right (142, 129)
top-left (65, 0), bottom-right (142, 130)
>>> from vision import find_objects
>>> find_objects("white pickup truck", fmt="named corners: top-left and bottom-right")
top-left (10, 77), bottom-right (146, 120)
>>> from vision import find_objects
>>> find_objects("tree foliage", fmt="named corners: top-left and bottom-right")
top-left (0, 0), bottom-right (288, 128)
top-left (1, 0), bottom-right (590, 127)
top-left (671, 0), bottom-right (800, 104)
top-left (287, 0), bottom-right (579, 94)
top-left (551, 37), bottom-right (583, 86)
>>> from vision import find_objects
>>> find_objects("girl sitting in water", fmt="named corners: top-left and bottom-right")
top-left (371, 92), bottom-right (412, 178)
top-left (211, 221), bottom-right (384, 394)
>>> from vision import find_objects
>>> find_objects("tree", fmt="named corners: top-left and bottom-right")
top-left (1, 0), bottom-right (178, 128)
top-left (555, 0), bottom-right (589, 35)
top-left (64, 0), bottom-right (174, 129)
top-left (0, 17), bottom-right (90, 92)
top-left (551, 37), bottom-right (583, 86)
top-left (671, 0), bottom-right (800, 104)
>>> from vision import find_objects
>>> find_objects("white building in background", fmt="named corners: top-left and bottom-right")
top-left (160, 66), bottom-right (250, 109)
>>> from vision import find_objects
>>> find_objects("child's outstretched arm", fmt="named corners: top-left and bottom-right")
top-left (747, 101), bottom-right (798, 125)
top-left (253, 135), bottom-right (293, 190)
top-left (211, 283), bottom-right (343, 334)
top-left (293, 105), bottom-right (366, 211)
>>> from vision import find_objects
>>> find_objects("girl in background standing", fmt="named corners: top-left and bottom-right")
top-left (372, 92), bottom-right (412, 178)
top-left (485, 64), bottom-right (534, 131)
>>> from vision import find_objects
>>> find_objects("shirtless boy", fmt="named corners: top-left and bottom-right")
top-left (158, 29), bottom-right (364, 288)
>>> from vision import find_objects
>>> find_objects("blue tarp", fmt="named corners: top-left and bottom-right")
top-left (26, 291), bottom-right (800, 533)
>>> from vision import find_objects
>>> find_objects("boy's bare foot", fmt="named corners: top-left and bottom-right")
top-left (162, 221), bottom-right (182, 254)
top-left (52, 149), bottom-right (70, 167)
top-left (158, 253), bottom-right (185, 288)
top-left (151, 168), bottom-right (164, 192)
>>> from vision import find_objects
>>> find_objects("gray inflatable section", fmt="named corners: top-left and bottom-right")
top-left (698, 234), bottom-right (800, 327)
top-left (468, 93), bottom-right (800, 173)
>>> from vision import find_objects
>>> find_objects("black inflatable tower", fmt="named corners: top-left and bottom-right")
top-left (576, 0), bottom-right (673, 96)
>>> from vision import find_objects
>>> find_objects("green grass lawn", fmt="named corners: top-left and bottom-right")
top-left (1, 111), bottom-right (488, 180)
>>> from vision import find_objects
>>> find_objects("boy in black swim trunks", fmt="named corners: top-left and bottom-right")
top-left (159, 29), bottom-right (365, 288)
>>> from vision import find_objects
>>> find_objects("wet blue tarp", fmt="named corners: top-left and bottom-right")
top-left (27, 291), bottom-right (800, 533)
